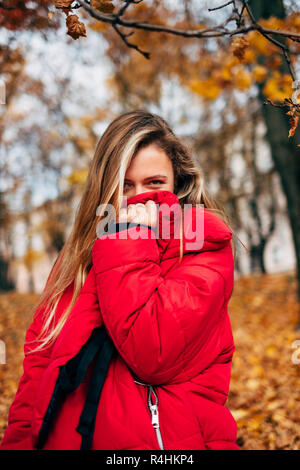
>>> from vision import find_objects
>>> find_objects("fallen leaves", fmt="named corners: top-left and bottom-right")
top-left (227, 271), bottom-right (300, 450)
top-left (0, 271), bottom-right (299, 449)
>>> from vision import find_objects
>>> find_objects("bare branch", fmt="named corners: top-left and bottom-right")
top-left (208, 1), bottom-right (234, 12)
top-left (112, 23), bottom-right (151, 59)
top-left (73, 0), bottom-right (300, 45)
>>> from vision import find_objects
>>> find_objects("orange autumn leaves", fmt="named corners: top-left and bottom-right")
top-left (227, 272), bottom-right (300, 450)
top-left (50, 3), bottom-right (300, 139)
top-left (0, 272), bottom-right (299, 449)
top-left (188, 24), bottom-right (297, 103)
top-left (52, 0), bottom-right (115, 39)
top-left (188, 14), bottom-right (300, 139)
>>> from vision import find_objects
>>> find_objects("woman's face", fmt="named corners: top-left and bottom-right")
top-left (123, 144), bottom-right (175, 198)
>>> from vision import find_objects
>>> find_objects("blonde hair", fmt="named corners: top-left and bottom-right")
top-left (27, 109), bottom-right (247, 355)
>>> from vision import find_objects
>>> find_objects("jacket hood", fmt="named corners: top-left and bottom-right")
top-left (123, 190), bottom-right (232, 258)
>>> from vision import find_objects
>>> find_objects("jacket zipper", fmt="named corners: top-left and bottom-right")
top-left (147, 385), bottom-right (165, 450)
top-left (133, 379), bottom-right (165, 450)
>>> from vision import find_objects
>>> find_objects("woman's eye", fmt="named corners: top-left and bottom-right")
top-left (124, 180), bottom-right (163, 190)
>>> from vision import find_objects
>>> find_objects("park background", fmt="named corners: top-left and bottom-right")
top-left (0, 0), bottom-right (300, 450)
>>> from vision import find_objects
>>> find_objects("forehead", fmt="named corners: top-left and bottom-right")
top-left (126, 145), bottom-right (172, 177)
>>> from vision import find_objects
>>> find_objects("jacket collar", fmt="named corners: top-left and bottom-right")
top-left (124, 190), bottom-right (232, 261)
top-left (50, 191), bottom-right (232, 364)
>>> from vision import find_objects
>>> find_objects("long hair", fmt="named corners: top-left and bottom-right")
top-left (27, 109), bottom-right (246, 355)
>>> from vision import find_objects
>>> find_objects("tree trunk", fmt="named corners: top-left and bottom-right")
top-left (250, 0), bottom-right (300, 327)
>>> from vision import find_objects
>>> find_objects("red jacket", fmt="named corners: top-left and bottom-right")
top-left (0, 190), bottom-right (239, 450)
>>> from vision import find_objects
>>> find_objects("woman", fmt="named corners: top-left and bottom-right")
top-left (0, 109), bottom-right (240, 450)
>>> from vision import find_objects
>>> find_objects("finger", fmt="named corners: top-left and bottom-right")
top-left (118, 207), bottom-right (128, 223)
top-left (145, 200), bottom-right (157, 226)
top-left (127, 204), bottom-right (137, 222)
top-left (134, 203), bottom-right (146, 215)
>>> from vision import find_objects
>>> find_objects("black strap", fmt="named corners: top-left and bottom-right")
top-left (75, 333), bottom-right (115, 450)
top-left (36, 325), bottom-right (112, 450)
top-left (59, 326), bottom-right (107, 394)
top-left (105, 222), bottom-right (156, 235)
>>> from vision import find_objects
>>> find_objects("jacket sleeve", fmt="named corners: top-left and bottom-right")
top-left (91, 224), bottom-right (230, 385)
top-left (0, 267), bottom-right (71, 450)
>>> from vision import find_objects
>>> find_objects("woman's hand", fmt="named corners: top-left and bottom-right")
top-left (118, 200), bottom-right (158, 228)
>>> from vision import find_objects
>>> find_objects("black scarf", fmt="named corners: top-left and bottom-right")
top-left (36, 325), bottom-right (116, 450)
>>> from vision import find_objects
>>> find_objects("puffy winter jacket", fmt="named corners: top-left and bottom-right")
top-left (0, 189), bottom-right (239, 450)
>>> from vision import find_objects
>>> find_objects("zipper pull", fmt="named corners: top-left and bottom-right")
top-left (150, 404), bottom-right (159, 428)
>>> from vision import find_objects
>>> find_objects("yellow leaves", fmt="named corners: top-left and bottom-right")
top-left (253, 65), bottom-right (268, 83)
top-left (266, 400), bottom-right (282, 411)
top-left (231, 408), bottom-right (248, 421)
top-left (91, 0), bottom-right (115, 14)
top-left (271, 409), bottom-right (286, 424)
top-left (265, 345), bottom-right (277, 358)
top-left (266, 54), bottom-right (282, 70)
top-left (48, 11), bottom-right (54, 21)
top-left (217, 67), bottom-right (232, 83)
top-left (242, 48), bottom-right (256, 64)
top-left (88, 19), bottom-right (109, 33)
top-left (288, 12), bottom-right (300, 31)
top-left (231, 36), bottom-right (250, 62)
top-left (251, 294), bottom-right (264, 307)
top-left (188, 78), bottom-right (220, 100)
top-left (263, 72), bottom-right (293, 102)
top-left (188, 55), bottom-right (252, 100)
top-left (247, 412), bottom-right (266, 432)
top-left (1, 272), bottom-right (299, 448)
top-left (248, 355), bottom-right (261, 365)
top-left (22, 249), bottom-right (44, 269)
top-left (227, 272), bottom-right (300, 449)
top-left (53, 0), bottom-right (73, 7)
top-left (213, 57), bottom-right (238, 88)
top-left (223, 56), bottom-right (240, 69)
top-left (247, 30), bottom-right (272, 55)
top-left (67, 168), bottom-right (88, 185)
top-left (66, 14), bottom-right (87, 40)
top-left (76, 137), bottom-right (94, 152)
top-left (246, 378), bottom-right (260, 391)
top-left (252, 365), bottom-right (264, 377)
top-left (0, 291), bottom-right (52, 436)
top-left (233, 67), bottom-right (252, 91)
top-left (260, 16), bottom-right (286, 31)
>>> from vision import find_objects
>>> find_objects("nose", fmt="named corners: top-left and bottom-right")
top-left (132, 185), bottom-right (150, 196)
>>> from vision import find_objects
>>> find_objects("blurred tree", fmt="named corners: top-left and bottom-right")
top-left (249, 0), bottom-right (300, 325)
top-left (0, 0), bottom-right (60, 31)
top-left (0, 191), bottom-right (15, 291)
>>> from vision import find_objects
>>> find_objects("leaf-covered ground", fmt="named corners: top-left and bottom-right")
top-left (0, 271), bottom-right (299, 450)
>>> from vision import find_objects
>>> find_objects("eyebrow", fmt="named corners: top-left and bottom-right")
top-left (124, 174), bottom-right (168, 182)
